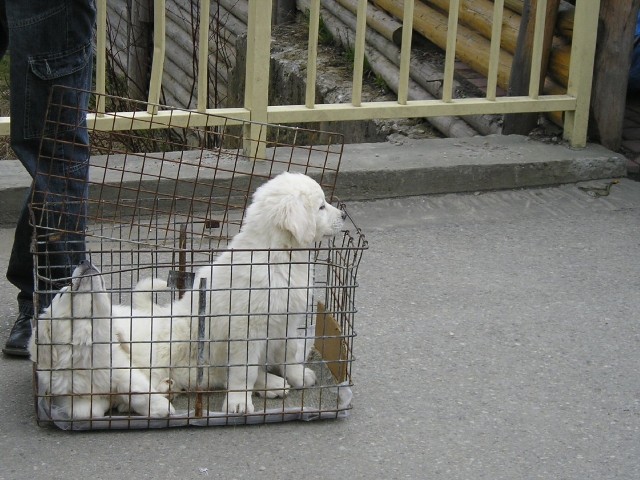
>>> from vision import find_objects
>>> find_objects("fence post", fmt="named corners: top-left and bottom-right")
top-left (95, 0), bottom-right (107, 114)
top-left (563, 0), bottom-right (601, 148)
top-left (146, 0), bottom-right (166, 114)
top-left (197, 0), bottom-right (211, 113)
top-left (243, 0), bottom-right (273, 159)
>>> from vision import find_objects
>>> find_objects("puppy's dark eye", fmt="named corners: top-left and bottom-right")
top-left (319, 204), bottom-right (326, 210)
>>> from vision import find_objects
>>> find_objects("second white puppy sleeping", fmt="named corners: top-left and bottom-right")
top-left (30, 260), bottom-right (175, 419)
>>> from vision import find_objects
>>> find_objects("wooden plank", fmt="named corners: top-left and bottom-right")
top-left (563, 0), bottom-right (602, 147)
top-left (266, 95), bottom-right (577, 124)
top-left (305, 0), bottom-right (321, 108)
top-left (197, 0), bottom-right (211, 112)
top-left (397, 0), bottom-right (415, 104)
top-left (146, 0), bottom-right (167, 114)
top-left (95, 0), bottom-right (107, 114)
top-left (243, 0), bottom-right (273, 158)
top-left (502, 0), bottom-right (559, 135)
top-left (334, 0), bottom-right (403, 43)
top-left (588, 0), bottom-right (640, 150)
top-left (487, 0), bottom-right (506, 100)
top-left (351, 0), bottom-right (368, 107)
top-left (442, 0), bottom-right (461, 102)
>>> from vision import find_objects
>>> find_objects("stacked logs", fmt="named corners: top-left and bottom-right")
top-left (373, 0), bottom-right (573, 96)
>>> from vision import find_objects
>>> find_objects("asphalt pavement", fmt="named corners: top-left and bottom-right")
top-left (1, 166), bottom-right (639, 478)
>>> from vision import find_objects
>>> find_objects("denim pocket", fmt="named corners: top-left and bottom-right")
top-left (24, 41), bottom-right (92, 140)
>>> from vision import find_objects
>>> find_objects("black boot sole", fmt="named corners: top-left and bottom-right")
top-left (2, 345), bottom-right (30, 357)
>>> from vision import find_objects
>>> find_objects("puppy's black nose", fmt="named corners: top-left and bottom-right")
top-left (341, 212), bottom-right (347, 220)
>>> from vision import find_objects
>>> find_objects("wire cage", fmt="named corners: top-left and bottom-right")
top-left (29, 87), bottom-right (367, 430)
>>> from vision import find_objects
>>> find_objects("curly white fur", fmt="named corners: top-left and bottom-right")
top-left (29, 261), bottom-right (175, 419)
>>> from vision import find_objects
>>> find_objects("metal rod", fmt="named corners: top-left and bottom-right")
top-left (195, 277), bottom-right (207, 418)
top-left (178, 223), bottom-right (188, 298)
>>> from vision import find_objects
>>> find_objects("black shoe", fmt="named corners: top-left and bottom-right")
top-left (2, 312), bottom-right (33, 358)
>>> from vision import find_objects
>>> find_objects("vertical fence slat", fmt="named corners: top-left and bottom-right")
top-left (527, 0), bottom-right (547, 98)
top-left (351, 0), bottom-right (368, 107)
top-left (305, 0), bottom-right (321, 109)
top-left (442, 0), bottom-right (461, 102)
top-left (243, 0), bottom-right (273, 158)
top-left (486, 0), bottom-right (505, 101)
top-left (95, 0), bottom-right (107, 115)
top-left (197, 0), bottom-right (211, 112)
top-left (564, 0), bottom-right (601, 148)
top-left (147, 0), bottom-right (166, 114)
top-left (397, 0), bottom-right (415, 105)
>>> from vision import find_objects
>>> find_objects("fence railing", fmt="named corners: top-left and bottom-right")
top-left (0, 0), bottom-right (601, 153)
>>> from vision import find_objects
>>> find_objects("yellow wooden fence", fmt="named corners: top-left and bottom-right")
top-left (0, 0), bottom-right (601, 152)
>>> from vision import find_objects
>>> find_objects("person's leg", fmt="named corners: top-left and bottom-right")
top-left (3, 0), bottom-right (96, 356)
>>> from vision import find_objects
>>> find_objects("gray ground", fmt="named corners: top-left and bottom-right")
top-left (1, 179), bottom-right (639, 480)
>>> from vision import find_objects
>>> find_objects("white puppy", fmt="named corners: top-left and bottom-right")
top-left (77, 172), bottom-right (344, 416)
top-left (183, 172), bottom-right (346, 413)
top-left (30, 260), bottom-right (175, 419)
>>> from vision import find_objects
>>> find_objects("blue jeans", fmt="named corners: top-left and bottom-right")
top-left (3, 0), bottom-right (96, 314)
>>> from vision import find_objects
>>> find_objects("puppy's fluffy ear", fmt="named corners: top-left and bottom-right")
top-left (278, 194), bottom-right (316, 246)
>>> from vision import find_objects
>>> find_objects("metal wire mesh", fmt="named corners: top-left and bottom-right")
top-left (29, 88), bottom-right (367, 430)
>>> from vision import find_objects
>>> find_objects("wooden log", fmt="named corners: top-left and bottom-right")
top-left (547, 43), bottom-right (570, 87)
top-left (127, 0), bottom-right (152, 100)
top-left (164, 55), bottom-right (198, 108)
top-left (506, 1), bottom-right (577, 38)
top-left (219, 0), bottom-right (248, 25)
top-left (589, 0), bottom-right (640, 150)
top-left (556, 7), bottom-right (573, 39)
top-left (504, 0), bottom-right (524, 14)
top-left (503, 0), bottom-right (560, 135)
top-left (421, 0), bottom-right (521, 54)
top-left (105, 2), bottom-right (131, 77)
top-left (214, 4), bottom-right (247, 38)
top-left (375, 0), bottom-right (514, 89)
top-left (165, 8), bottom-right (199, 58)
top-left (334, 0), bottom-right (404, 44)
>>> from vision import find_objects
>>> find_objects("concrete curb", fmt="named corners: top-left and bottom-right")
top-left (0, 134), bottom-right (626, 226)
top-left (334, 135), bottom-right (627, 200)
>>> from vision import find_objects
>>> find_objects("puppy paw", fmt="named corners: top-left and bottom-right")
top-left (223, 392), bottom-right (254, 414)
top-left (71, 400), bottom-right (95, 420)
top-left (256, 373), bottom-right (290, 399)
top-left (155, 378), bottom-right (175, 400)
top-left (302, 367), bottom-right (317, 387)
top-left (287, 366), bottom-right (317, 388)
top-left (149, 397), bottom-right (175, 417)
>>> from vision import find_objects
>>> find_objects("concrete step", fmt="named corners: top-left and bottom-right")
top-left (0, 134), bottom-right (626, 226)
